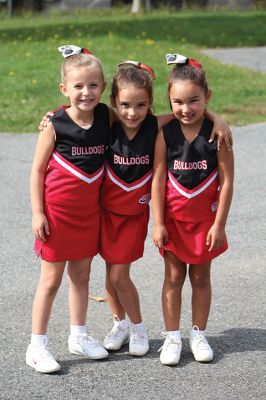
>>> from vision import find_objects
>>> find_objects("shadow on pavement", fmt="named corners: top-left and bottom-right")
top-left (44, 329), bottom-right (265, 374)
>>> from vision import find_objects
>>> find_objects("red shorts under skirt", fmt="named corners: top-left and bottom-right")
top-left (99, 207), bottom-right (150, 264)
top-left (160, 216), bottom-right (228, 264)
top-left (34, 201), bottom-right (100, 262)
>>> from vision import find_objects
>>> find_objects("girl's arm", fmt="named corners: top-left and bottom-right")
top-left (206, 109), bottom-right (233, 151)
top-left (151, 129), bottom-right (168, 249)
top-left (108, 107), bottom-right (119, 127)
top-left (38, 105), bottom-right (69, 131)
top-left (30, 124), bottom-right (55, 242)
top-left (206, 144), bottom-right (234, 251)
top-left (157, 114), bottom-right (174, 131)
top-left (38, 112), bottom-right (53, 131)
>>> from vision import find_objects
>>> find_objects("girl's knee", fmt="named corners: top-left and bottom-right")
top-left (68, 271), bottom-right (90, 286)
top-left (190, 272), bottom-right (210, 289)
top-left (67, 259), bottom-right (91, 284)
top-left (164, 258), bottom-right (187, 288)
top-left (39, 261), bottom-right (64, 294)
top-left (189, 263), bottom-right (211, 288)
top-left (109, 272), bottom-right (129, 291)
top-left (164, 272), bottom-right (186, 289)
top-left (39, 275), bottom-right (62, 295)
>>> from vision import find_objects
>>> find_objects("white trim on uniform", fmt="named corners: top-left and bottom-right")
top-left (168, 170), bottom-right (218, 199)
top-left (107, 166), bottom-right (152, 192)
top-left (52, 152), bottom-right (104, 184)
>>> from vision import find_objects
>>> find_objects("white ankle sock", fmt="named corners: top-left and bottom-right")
top-left (119, 319), bottom-right (128, 329)
top-left (131, 321), bottom-right (145, 330)
top-left (70, 325), bottom-right (87, 336)
top-left (190, 328), bottom-right (205, 339)
top-left (167, 330), bottom-right (181, 341)
top-left (31, 334), bottom-right (47, 347)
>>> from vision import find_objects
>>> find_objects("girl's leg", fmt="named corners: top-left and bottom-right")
top-left (188, 262), bottom-right (213, 362)
top-left (109, 264), bottom-right (148, 356)
top-left (103, 262), bottom-right (129, 351)
top-left (105, 262), bottom-right (126, 320)
top-left (109, 263), bottom-right (141, 324)
top-left (189, 261), bottom-right (212, 330)
top-left (67, 257), bottom-right (108, 360)
top-left (159, 252), bottom-right (186, 366)
top-left (32, 260), bottom-right (65, 334)
top-left (27, 260), bottom-right (65, 373)
top-left (67, 257), bottom-right (92, 326)
top-left (162, 251), bottom-right (187, 331)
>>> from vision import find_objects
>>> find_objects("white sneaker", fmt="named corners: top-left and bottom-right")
top-left (68, 333), bottom-right (108, 360)
top-left (129, 324), bottom-right (149, 356)
top-left (26, 341), bottom-right (61, 373)
top-left (158, 332), bottom-right (182, 366)
top-left (103, 316), bottom-right (129, 351)
top-left (189, 326), bottom-right (213, 362)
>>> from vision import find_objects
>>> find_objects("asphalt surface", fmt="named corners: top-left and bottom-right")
top-left (0, 49), bottom-right (266, 400)
top-left (202, 46), bottom-right (266, 73)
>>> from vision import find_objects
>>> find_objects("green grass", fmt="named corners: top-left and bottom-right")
top-left (1, 8), bottom-right (266, 132)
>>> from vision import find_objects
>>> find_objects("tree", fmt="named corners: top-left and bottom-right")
top-left (9, 0), bottom-right (44, 12)
top-left (131, 0), bottom-right (151, 13)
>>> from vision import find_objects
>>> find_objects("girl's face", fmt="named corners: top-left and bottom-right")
top-left (112, 84), bottom-right (151, 136)
top-left (60, 65), bottom-right (106, 114)
top-left (169, 80), bottom-right (211, 128)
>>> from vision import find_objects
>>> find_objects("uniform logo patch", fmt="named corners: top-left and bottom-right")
top-left (211, 201), bottom-right (219, 212)
top-left (139, 193), bottom-right (151, 204)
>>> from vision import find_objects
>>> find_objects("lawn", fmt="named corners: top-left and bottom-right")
top-left (1, 8), bottom-right (266, 132)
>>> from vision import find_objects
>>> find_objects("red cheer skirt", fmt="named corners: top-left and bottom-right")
top-left (160, 215), bottom-right (228, 265)
top-left (34, 201), bottom-right (100, 262)
top-left (99, 207), bottom-right (149, 264)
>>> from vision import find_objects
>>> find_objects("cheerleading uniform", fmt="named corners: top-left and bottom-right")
top-left (34, 104), bottom-right (110, 261)
top-left (162, 117), bottom-right (228, 264)
top-left (99, 114), bottom-right (158, 264)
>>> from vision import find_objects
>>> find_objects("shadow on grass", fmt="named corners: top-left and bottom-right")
top-left (1, 14), bottom-right (266, 47)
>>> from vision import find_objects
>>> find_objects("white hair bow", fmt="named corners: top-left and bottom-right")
top-left (166, 53), bottom-right (202, 69)
top-left (58, 45), bottom-right (92, 58)
top-left (166, 53), bottom-right (187, 65)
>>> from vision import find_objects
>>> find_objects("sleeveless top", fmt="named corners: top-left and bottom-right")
top-left (102, 114), bottom-right (158, 215)
top-left (163, 118), bottom-right (219, 222)
top-left (44, 103), bottom-right (109, 207)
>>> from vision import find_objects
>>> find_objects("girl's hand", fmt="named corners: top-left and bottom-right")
top-left (152, 224), bottom-right (168, 249)
top-left (38, 111), bottom-right (54, 132)
top-left (206, 224), bottom-right (226, 252)
top-left (209, 117), bottom-right (233, 151)
top-left (32, 212), bottom-right (50, 242)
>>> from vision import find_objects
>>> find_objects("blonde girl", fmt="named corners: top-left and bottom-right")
top-left (27, 45), bottom-right (110, 373)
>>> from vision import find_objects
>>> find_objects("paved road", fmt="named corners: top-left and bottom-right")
top-left (202, 46), bottom-right (266, 73)
top-left (0, 51), bottom-right (266, 399)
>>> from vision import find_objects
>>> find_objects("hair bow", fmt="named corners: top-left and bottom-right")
top-left (118, 60), bottom-right (156, 80)
top-left (166, 53), bottom-right (202, 69)
top-left (58, 45), bottom-right (93, 58)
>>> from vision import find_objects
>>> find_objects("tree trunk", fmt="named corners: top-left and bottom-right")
top-left (144, 0), bottom-right (151, 11)
top-left (131, 0), bottom-right (142, 13)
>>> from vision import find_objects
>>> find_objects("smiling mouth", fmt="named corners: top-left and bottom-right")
top-left (182, 114), bottom-right (195, 119)
top-left (80, 98), bottom-right (93, 103)
top-left (126, 118), bottom-right (139, 122)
